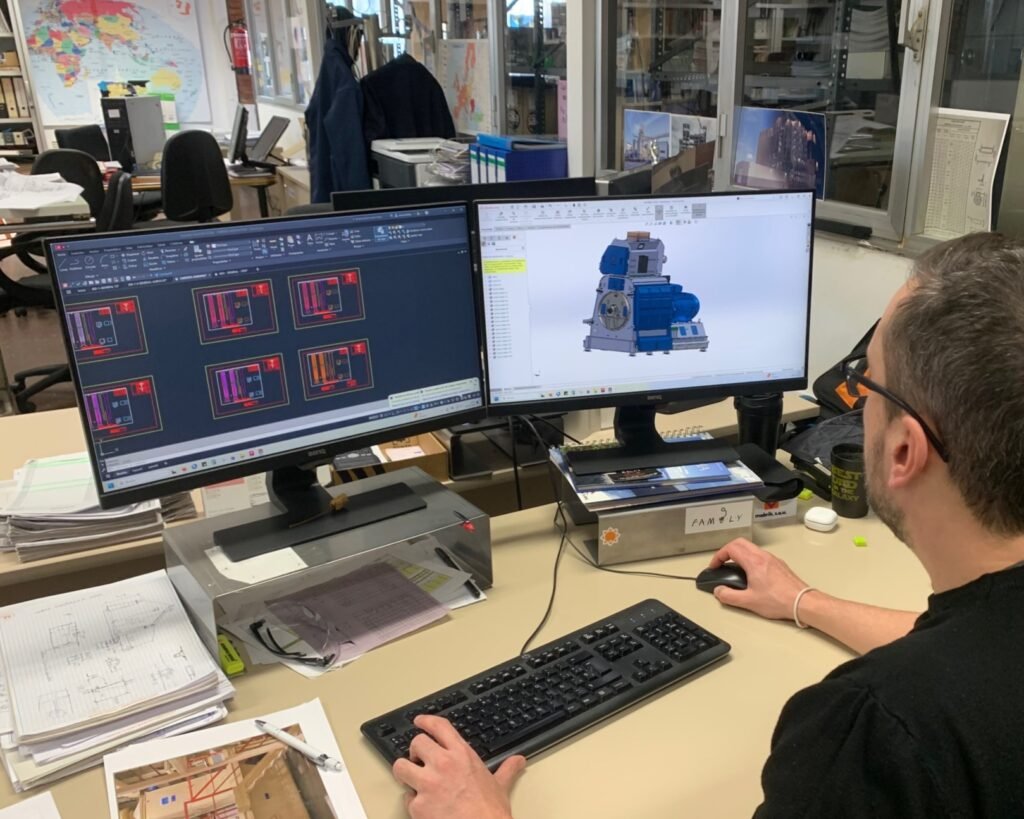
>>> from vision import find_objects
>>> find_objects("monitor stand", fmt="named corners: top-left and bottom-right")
top-left (212, 465), bottom-right (425, 561)
top-left (238, 150), bottom-right (279, 171)
top-left (564, 403), bottom-right (738, 476)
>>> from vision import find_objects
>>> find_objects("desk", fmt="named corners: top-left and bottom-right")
top-left (0, 396), bottom-right (818, 599)
top-left (0, 399), bottom-right (935, 817)
top-left (0, 502), bottom-right (930, 816)
top-left (131, 173), bottom-right (277, 218)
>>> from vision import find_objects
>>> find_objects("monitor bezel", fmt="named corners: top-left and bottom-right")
top-left (229, 105), bottom-right (248, 164)
top-left (45, 204), bottom-right (487, 509)
top-left (473, 189), bottom-right (816, 417)
top-left (331, 177), bottom-right (598, 217)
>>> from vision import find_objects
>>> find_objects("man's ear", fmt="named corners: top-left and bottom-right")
top-left (888, 413), bottom-right (931, 489)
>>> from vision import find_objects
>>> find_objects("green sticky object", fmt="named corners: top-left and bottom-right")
top-left (799, 489), bottom-right (814, 501)
top-left (853, 536), bottom-right (868, 548)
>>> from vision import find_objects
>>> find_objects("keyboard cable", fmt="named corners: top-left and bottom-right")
top-left (515, 416), bottom-right (699, 657)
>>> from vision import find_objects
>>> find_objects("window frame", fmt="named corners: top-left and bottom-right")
top-left (902, 0), bottom-right (997, 250)
top-left (248, 0), bottom-right (315, 109)
top-left (597, 0), bottom-right (937, 245)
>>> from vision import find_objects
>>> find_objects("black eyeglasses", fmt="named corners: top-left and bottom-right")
top-left (843, 360), bottom-right (950, 463)
top-left (249, 619), bottom-right (336, 668)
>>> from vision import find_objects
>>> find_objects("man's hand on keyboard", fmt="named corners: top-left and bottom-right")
top-left (393, 715), bottom-right (526, 819)
top-left (707, 537), bottom-right (809, 620)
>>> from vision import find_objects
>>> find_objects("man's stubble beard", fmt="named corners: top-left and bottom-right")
top-left (866, 435), bottom-right (908, 546)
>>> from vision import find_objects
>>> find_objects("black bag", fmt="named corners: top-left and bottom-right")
top-left (812, 320), bottom-right (878, 417)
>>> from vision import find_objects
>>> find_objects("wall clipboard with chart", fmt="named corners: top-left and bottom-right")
top-left (924, 108), bottom-right (1010, 239)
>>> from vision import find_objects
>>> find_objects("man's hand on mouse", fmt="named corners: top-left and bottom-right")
top-left (392, 715), bottom-right (526, 819)
top-left (708, 538), bottom-right (810, 621)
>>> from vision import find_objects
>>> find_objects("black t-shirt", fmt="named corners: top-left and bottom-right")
top-left (755, 563), bottom-right (1024, 818)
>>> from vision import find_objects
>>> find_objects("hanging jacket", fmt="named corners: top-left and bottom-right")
top-left (306, 37), bottom-right (371, 202)
top-left (361, 54), bottom-right (457, 143)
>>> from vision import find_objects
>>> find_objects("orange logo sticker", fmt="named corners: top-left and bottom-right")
top-left (600, 527), bottom-right (621, 547)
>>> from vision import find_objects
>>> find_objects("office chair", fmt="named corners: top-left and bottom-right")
top-left (54, 124), bottom-right (111, 161)
top-left (5, 171), bottom-right (135, 413)
top-left (161, 130), bottom-right (233, 223)
top-left (33, 148), bottom-right (107, 216)
top-left (9, 148), bottom-right (108, 285)
top-left (54, 124), bottom-right (162, 222)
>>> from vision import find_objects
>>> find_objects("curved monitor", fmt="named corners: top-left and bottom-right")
top-left (46, 204), bottom-right (484, 508)
top-left (476, 190), bottom-right (814, 416)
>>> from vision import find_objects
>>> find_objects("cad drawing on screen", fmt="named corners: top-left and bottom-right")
top-left (583, 231), bottom-right (709, 356)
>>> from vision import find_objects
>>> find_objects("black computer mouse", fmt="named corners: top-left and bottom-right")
top-left (696, 564), bottom-right (748, 593)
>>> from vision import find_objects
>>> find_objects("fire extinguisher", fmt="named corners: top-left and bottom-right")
top-left (224, 19), bottom-right (250, 75)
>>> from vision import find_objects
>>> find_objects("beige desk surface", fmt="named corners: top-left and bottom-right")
top-left (0, 500), bottom-right (930, 817)
top-left (0, 395), bottom-right (818, 592)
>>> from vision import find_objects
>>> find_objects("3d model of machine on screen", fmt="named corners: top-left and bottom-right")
top-left (583, 231), bottom-right (709, 355)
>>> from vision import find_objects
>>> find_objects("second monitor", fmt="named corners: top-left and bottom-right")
top-left (476, 190), bottom-right (815, 472)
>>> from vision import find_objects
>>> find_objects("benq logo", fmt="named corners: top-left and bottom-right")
top-left (307, 448), bottom-right (328, 457)
top-left (646, 394), bottom-right (663, 401)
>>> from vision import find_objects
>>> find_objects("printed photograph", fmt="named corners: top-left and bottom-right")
top-left (111, 724), bottom-right (335, 819)
top-left (623, 109), bottom-right (672, 168)
top-left (732, 108), bottom-right (827, 199)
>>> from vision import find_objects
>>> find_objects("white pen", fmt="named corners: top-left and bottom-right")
top-left (255, 719), bottom-right (344, 772)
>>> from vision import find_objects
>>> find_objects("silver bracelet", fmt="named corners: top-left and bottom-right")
top-left (793, 586), bottom-right (816, 629)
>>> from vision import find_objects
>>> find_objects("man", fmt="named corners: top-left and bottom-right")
top-left (393, 233), bottom-right (1024, 818)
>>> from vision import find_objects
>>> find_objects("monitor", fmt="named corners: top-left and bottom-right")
top-left (249, 115), bottom-right (290, 163)
top-left (228, 104), bottom-right (249, 163)
top-left (597, 166), bottom-right (651, 197)
top-left (331, 177), bottom-right (597, 215)
top-left (475, 190), bottom-right (815, 472)
top-left (47, 204), bottom-right (484, 556)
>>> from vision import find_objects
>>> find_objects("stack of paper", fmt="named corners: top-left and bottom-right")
top-left (0, 571), bottom-right (233, 791)
top-left (0, 453), bottom-right (196, 561)
top-left (0, 172), bottom-right (83, 211)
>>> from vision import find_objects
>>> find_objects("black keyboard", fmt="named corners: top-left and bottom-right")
top-left (361, 598), bottom-right (730, 770)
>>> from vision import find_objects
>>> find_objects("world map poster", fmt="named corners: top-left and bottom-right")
top-left (17, 0), bottom-right (212, 126)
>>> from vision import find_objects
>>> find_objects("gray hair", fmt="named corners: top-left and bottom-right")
top-left (885, 232), bottom-right (1024, 535)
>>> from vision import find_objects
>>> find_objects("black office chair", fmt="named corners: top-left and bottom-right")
top-left (32, 148), bottom-right (107, 216)
top-left (9, 148), bottom-right (108, 286)
top-left (161, 130), bottom-right (233, 223)
top-left (53, 124), bottom-right (163, 222)
top-left (6, 171), bottom-right (136, 412)
top-left (54, 124), bottom-right (111, 161)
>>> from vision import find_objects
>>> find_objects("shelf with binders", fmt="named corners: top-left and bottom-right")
top-left (0, 0), bottom-right (39, 160)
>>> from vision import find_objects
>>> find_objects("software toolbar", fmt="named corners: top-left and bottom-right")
top-left (51, 208), bottom-right (466, 296)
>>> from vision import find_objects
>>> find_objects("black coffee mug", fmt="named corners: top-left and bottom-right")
top-left (831, 443), bottom-right (868, 518)
top-left (734, 392), bottom-right (784, 455)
